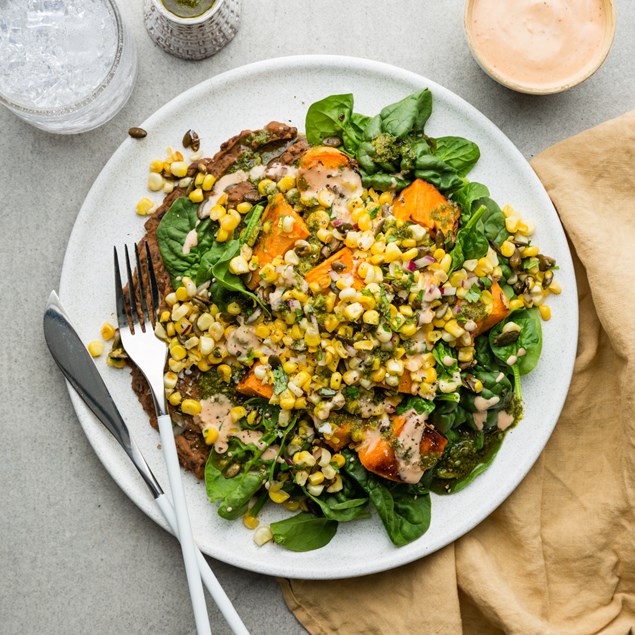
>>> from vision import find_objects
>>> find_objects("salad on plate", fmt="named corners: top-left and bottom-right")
top-left (108, 89), bottom-right (560, 552)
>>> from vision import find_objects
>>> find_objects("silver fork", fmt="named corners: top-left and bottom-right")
top-left (114, 243), bottom-right (211, 635)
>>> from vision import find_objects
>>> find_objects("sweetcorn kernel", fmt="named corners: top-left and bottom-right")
top-left (88, 341), bottom-right (104, 357)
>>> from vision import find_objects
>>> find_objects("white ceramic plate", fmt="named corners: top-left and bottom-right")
top-left (59, 55), bottom-right (577, 579)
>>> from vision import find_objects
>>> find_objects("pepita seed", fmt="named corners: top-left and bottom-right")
top-left (493, 330), bottom-right (520, 346)
top-left (182, 129), bottom-right (200, 151)
top-left (128, 127), bottom-right (147, 139)
top-left (322, 136), bottom-right (342, 148)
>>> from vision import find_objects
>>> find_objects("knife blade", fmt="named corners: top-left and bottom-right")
top-left (43, 291), bottom-right (249, 635)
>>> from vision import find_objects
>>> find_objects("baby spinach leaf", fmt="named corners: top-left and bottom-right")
top-left (433, 341), bottom-right (459, 377)
top-left (448, 202), bottom-right (491, 272)
top-left (204, 458), bottom-right (266, 520)
top-left (433, 136), bottom-right (480, 177)
top-left (474, 197), bottom-right (509, 246)
top-left (344, 453), bottom-right (432, 546)
top-left (156, 197), bottom-right (214, 287)
top-left (414, 153), bottom-right (463, 191)
top-left (270, 513), bottom-right (338, 552)
top-left (461, 370), bottom-right (513, 418)
top-left (360, 171), bottom-right (409, 192)
top-left (200, 237), bottom-right (263, 309)
top-left (428, 399), bottom-right (469, 435)
top-left (379, 88), bottom-right (432, 138)
top-left (489, 308), bottom-right (543, 375)
top-left (305, 93), bottom-right (362, 154)
top-left (451, 181), bottom-right (490, 225)
top-left (351, 112), bottom-right (372, 138)
top-left (306, 491), bottom-right (370, 522)
top-left (396, 395), bottom-right (435, 416)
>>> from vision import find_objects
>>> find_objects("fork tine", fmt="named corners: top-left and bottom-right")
top-left (133, 243), bottom-right (150, 332)
top-left (113, 247), bottom-right (128, 331)
top-left (124, 245), bottom-right (140, 330)
top-left (144, 242), bottom-right (160, 326)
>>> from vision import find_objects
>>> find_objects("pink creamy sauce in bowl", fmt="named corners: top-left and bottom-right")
top-left (464, 0), bottom-right (616, 94)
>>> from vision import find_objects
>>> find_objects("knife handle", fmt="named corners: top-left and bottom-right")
top-left (154, 495), bottom-right (249, 635)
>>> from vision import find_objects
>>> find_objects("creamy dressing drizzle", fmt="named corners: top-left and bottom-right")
top-left (395, 410), bottom-right (428, 483)
top-left (473, 411), bottom-right (487, 431)
top-left (301, 163), bottom-right (363, 222)
top-left (182, 227), bottom-right (199, 255)
top-left (198, 170), bottom-right (249, 218)
top-left (474, 395), bottom-right (500, 411)
top-left (225, 324), bottom-right (260, 360)
top-left (198, 394), bottom-right (236, 454)
top-left (497, 410), bottom-right (515, 431)
top-left (198, 394), bottom-right (278, 458)
top-left (469, 0), bottom-right (610, 90)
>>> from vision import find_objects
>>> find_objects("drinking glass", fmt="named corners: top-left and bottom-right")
top-left (0, 0), bottom-right (137, 134)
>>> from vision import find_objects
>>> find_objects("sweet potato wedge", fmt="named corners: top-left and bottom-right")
top-left (236, 363), bottom-right (274, 399)
top-left (248, 193), bottom-right (310, 289)
top-left (357, 414), bottom-right (448, 483)
top-left (377, 371), bottom-right (417, 395)
top-left (392, 179), bottom-right (459, 237)
top-left (305, 247), bottom-right (363, 292)
top-left (322, 419), bottom-right (356, 452)
top-left (298, 145), bottom-right (356, 173)
top-left (472, 281), bottom-right (511, 337)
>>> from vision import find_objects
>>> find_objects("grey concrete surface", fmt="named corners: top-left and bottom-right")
top-left (1, 2), bottom-right (633, 634)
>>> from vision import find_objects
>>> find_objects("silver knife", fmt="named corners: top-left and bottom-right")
top-left (43, 291), bottom-right (249, 635)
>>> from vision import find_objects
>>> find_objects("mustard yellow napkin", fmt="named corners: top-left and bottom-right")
top-left (280, 111), bottom-right (635, 634)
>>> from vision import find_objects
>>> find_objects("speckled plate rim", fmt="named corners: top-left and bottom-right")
top-left (59, 54), bottom-right (577, 580)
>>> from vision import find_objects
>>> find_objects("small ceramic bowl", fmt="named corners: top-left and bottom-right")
top-left (464, 0), bottom-right (616, 95)
top-left (144, 0), bottom-right (241, 61)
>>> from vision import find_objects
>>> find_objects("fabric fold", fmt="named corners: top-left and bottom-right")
top-left (282, 111), bottom-right (635, 634)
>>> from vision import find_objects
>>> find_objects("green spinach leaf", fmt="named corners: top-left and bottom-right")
top-left (475, 197), bottom-right (509, 246)
top-left (489, 308), bottom-right (543, 375)
top-left (306, 491), bottom-right (370, 522)
top-left (305, 93), bottom-right (361, 154)
top-left (396, 395), bottom-right (435, 416)
top-left (204, 458), bottom-right (266, 520)
top-left (345, 453), bottom-right (432, 546)
top-left (414, 153), bottom-right (463, 191)
top-left (451, 181), bottom-right (490, 225)
top-left (433, 136), bottom-right (480, 177)
top-left (270, 513), bottom-right (338, 552)
top-left (448, 203), bottom-right (489, 271)
top-left (156, 197), bottom-right (214, 287)
top-left (378, 88), bottom-right (432, 138)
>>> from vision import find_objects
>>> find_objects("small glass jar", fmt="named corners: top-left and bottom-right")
top-left (143, 0), bottom-right (241, 61)
top-left (0, 0), bottom-right (138, 134)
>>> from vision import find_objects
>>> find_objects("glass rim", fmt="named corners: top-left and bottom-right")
top-left (0, 0), bottom-right (126, 117)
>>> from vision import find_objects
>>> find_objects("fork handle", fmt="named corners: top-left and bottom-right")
top-left (154, 495), bottom-right (250, 635)
top-left (157, 414), bottom-right (212, 635)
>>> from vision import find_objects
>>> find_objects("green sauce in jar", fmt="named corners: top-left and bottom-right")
top-left (161, 0), bottom-right (216, 19)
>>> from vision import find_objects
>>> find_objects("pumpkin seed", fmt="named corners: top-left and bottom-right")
top-left (538, 254), bottom-right (556, 271)
top-left (493, 330), bottom-right (520, 346)
top-left (128, 127), bottom-right (147, 139)
top-left (542, 270), bottom-right (554, 289)
top-left (182, 128), bottom-right (200, 151)
top-left (509, 248), bottom-right (522, 271)
top-left (332, 261), bottom-right (347, 272)
top-left (322, 136), bottom-right (342, 148)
